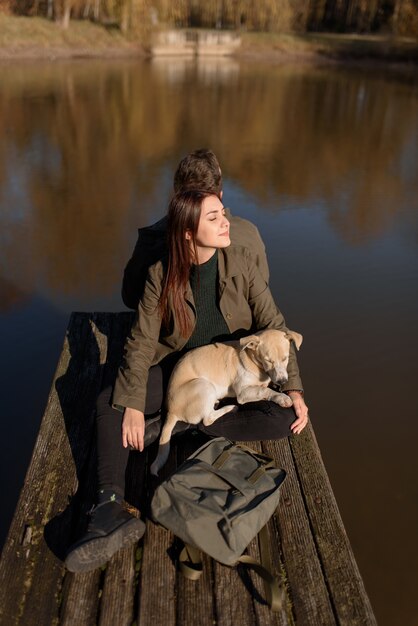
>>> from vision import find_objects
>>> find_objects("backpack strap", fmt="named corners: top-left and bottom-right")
top-left (179, 544), bottom-right (203, 581)
top-left (238, 524), bottom-right (285, 612)
top-left (178, 526), bottom-right (284, 612)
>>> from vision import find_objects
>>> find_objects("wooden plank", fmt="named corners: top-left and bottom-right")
top-left (98, 549), bottom-right (137, 626)
top-left (240, 441), bottom-right (291, 626)
top-left (60, 570), bottom-right (101, 626)
top-left (136, 445), bottom-right (178, 626)
top-left (57, 313), bottom-right (113, 624)
top-left (137, 517), bottom-right (177, 625)
top-left (176, 556), bottom-right (215, 626)
top-left (289, 425), bottom-right (377, 626)
top-left (0, 312), bottom-right (108, 626)
top-left (243, 531), bottom-right (290, 626)
top-left (262, 437), bottom-right (336, 625)
top-left (213, 560), bottom-right (256, 626)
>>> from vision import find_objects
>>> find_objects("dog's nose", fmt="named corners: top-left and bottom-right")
top-left (269, 369), bottom-right (288, 384)
top-left (277, 375), bottom-right (288, 385)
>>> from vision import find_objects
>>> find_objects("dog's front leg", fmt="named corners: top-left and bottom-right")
top-left (236, 386), bottom-right (293, 408)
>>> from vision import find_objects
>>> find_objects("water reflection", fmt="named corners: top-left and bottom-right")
top-left (1, 61), bottom-right (417, 311)
top-left (0, 58), bottom-right (417, 626)
top-left (1, 62), bottom-right (417, 309)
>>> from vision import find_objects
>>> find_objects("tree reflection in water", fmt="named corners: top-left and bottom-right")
top-left (0, 58), bottom-right (417, 308)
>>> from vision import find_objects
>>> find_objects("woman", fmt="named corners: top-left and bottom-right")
top-left (65, 190), bottom-right (308, 573)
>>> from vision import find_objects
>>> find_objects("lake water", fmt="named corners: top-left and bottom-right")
top-left (0, 56), bottom-right (417, 625)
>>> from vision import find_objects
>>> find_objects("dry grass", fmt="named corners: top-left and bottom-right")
top-left (0, 14), bottom-right (140, 52)
top-left (0, 14), bottom-right (417, 63)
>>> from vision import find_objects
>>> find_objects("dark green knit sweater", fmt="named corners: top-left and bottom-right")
top-left (183, 251), bottom-right (231, 351)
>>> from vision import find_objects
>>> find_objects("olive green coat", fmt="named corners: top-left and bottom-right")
top-left (113, 245), bottom-right (303, 413)
top-left (121, 210), bottom-right (270, 310)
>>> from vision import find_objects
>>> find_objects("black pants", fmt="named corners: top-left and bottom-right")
top-left (96, 364), bottom-right (297, 496)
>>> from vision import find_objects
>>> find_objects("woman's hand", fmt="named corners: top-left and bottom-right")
top-left (288, 392), bottom-right (309, 435)
top-left (122, 407), bottom-right (145, 451)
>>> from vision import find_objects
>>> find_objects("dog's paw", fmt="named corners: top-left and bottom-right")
top-left (277, 393), bottom-right (293, 408)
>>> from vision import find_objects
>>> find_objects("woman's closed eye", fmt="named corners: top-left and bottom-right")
top-left (209, 214), bottom-right (223, 222)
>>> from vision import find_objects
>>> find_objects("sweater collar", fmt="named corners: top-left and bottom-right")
top-left (185, 246), bottom-right (238, 305)
top-left (190, 249), bottom-right (218, 278)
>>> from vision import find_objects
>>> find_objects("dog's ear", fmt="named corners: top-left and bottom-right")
top-left (286, 330), bottom-right (303, 351)
top-left (240, 335), bottom-right (261, 351)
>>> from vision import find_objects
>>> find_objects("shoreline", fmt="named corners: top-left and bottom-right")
top-left (0, 15), bottom-right (417, 67)
top-left (0, 45), bottom-right (146, 61)
top-left (1, 44), bottom-right (417, 68)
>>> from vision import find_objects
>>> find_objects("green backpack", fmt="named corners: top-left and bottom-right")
top-left (151, 437), bottom-right (287, 611)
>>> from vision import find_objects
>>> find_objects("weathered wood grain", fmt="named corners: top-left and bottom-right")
top-left (0, 313), bottom-right (377, 626)
top-left (213, 559), bottom-right (256, 626)
top-left (263, 437), bottom-right (336, 625)
top-left (137, 445), bottom-right (178, 626)
top-left (0, 312), bottom-right (109, 626)
top-left (98, 548), bottom-right (137, 626)
top-left (289, 425), bottom-right (377, 626)
top-left (60, 570), bottom-right (102, 626)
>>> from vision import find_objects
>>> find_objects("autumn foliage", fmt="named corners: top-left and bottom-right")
top-left (7, 0), bottom-right (418, 37)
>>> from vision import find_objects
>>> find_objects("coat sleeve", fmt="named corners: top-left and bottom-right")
top-left (121, 217), bottom-right (168, 310)
top-left (113, 263), bottom-right (164, 412)
top-left (246, 252), bottom-right (303, 392)
top-left (121, 233), bottom-right (145, 310)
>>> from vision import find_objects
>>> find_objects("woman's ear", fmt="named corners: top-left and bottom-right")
top-left (185, 230), bottom-right (191, 241)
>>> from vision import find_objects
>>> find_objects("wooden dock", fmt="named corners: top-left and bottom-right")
top-left (0, 312), bottom-right (377, 626)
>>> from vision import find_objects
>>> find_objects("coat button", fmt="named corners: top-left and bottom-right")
top-left (226, 313), bottom-right (232, 320)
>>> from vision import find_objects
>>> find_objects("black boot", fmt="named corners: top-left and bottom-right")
top-left (65, 500), bottom-right (146, 573)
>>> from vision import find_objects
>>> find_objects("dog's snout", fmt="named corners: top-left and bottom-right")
top-left (269, 368), bottom-right (288, 385)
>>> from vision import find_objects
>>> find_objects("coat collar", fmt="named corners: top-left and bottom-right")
top-left (218, 246), bottom-right (240, 281)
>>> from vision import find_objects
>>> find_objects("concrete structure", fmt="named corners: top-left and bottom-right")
top-left (152, 29), bottom-right (241, 57)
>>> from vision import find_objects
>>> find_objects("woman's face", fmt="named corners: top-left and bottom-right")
top-left (191, 195), bottom-right (230, 262)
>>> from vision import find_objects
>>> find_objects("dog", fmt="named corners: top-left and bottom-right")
top-left (150, 328), bottom-right (302, 475)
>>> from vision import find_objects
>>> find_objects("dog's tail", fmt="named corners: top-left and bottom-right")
top-left (150, 413), bottom-right (179, 476)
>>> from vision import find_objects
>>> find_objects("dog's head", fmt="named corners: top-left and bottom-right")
top-left (239, 329), bottom-right (303, 384)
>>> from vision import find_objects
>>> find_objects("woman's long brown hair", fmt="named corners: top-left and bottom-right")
top-left (159, 190), bottom-right (211, 337)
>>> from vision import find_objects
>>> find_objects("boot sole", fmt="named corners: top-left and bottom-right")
top-left (65, 517), bottom-right (146, 573)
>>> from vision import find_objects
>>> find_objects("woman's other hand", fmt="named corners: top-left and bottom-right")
top-left (288, 391), bottom-right (309, 435)
top-left (122, 408), bottom-right (145, 451)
